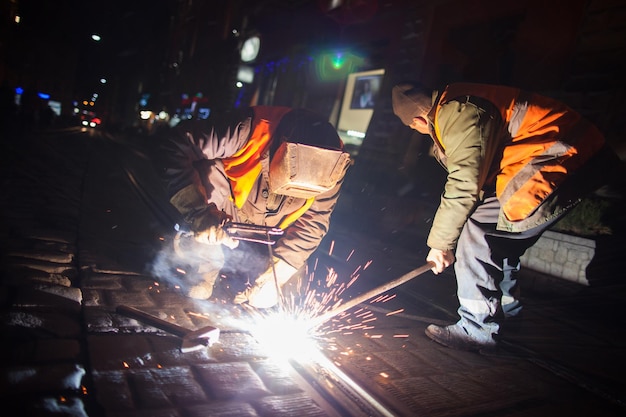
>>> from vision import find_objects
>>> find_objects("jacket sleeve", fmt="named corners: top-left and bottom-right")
top-left (157, 108), bottom-right (253, 198)
top-left (426, 99), bottom-right (499, 251)
top-left (272, 179), bottom-right (342, 269)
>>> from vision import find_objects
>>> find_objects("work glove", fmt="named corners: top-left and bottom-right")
top-left (170, 184), bottom-right (239, 249)
top-left (233, 257), bottom-right (298, 308)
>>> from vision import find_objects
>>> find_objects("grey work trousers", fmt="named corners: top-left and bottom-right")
top-left (453, 195), bottom-right (556, 337)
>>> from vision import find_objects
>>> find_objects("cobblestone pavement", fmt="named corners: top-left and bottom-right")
top-left (1, 127), bottom-right (626, 416)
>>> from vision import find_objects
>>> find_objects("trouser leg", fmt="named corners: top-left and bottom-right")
top-left (454, 196), bottom-right (549, 337)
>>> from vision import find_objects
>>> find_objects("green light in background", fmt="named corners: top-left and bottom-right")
top-left (315, 51), bottom-right (364, 81)
top-left (331, 53), bottom-right (345, 69)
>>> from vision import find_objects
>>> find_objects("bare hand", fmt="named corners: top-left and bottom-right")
top-left (426, 248), bottom-right (455, 274)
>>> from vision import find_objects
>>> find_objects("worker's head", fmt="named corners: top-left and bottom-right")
top-left (269, 109), bottom-right (351, 199)
top-left (392, 82), bottom-right (433, 134)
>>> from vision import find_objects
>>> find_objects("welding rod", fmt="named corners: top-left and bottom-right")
top-left (308, 261), bottom-right (435, 329)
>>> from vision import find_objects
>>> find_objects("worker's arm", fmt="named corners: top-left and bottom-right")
top-left (272, 178), bottom-right (342, 270)
top-left (156, 109), bottom-right (254, 247)
top-left (157, 108), bottom-right (254, 198)
top-left (426, 99), bottom-right (499, 253)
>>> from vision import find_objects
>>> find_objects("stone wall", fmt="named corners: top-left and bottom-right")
top-left (520, 230), bottom-right (596, 286)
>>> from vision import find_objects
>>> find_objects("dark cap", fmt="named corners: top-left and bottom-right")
top-left (392, 82), bottom-right (427, 126)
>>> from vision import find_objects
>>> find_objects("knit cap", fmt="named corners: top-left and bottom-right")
top-left (392, 83), bottom-right (423, 126)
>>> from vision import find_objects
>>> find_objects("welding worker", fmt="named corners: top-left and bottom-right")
top-left (391, 81), bottom-right (621, 351)
top-left (157, 106), bottom-right (351, 308)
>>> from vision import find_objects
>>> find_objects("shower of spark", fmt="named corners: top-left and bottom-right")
top-left (239, 261), bottom-right (362, 362)
top-left (240, 241), bottom-right (402, 363)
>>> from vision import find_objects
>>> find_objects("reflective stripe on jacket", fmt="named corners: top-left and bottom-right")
top-left (434, 83), bottom-right (605, 221)
top-left (222, 106), bottom-right (291, 208)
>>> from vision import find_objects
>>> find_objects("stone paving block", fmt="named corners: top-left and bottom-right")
top-left (253, 360), bottom-right (304, 395)
top-left (466, 366), bottom-right (538, 397)
top-left (17, 229), bottom-right (77, 245)
top-left (184, 401), bottom-right (260, 417)
top-left (390, 375), bottom-right (465, 416)
top-left (79, 247), bottom-right (145, 276)
top-left (147, 288), bottom-right (205, 311)
top-left (7, 235), bottom-right (76, 254)
top-left (6, 338), bottom-right (81, 364)
top-left (82, 288), bottom-right (107, 307)
top-left (324, 332), bottom-right (384, 353)
top-left (3, 267), bottom-right (74, 287)
top-left (411, 347), bottom-right (472, 373)
top-left (3, 310), bottom-right (83, 338)
top-left (251, 393), bottom-right (331, 417)
top-left (194, 362), bottom-right (272, 400)
top-left (107, 409), bottom-right (181, 417)
top-left (429, 371), bottom-right (501, 404)
top-left (88, 334), bottom-right (163, 371)
top-left (435, 347), bottom-right (494, 370)
top-left (47, 202), bottom-right (81, 218)
top-left (107, 290), bottom-right (158, 308)
top-left (5, 257), bottom-right (77, 275)
top-left (13, 395), bottom-right (89, 417)
top-left (212, 331), bottom-right (268, 361)
top-left (32, 283), bottom-right (83, 304)
top-left (1, 363), bottom-right (86, 394)
top-left (114, 305), bottom-right (198, 332)
top-left (81, 272), bottom-right (125, 290)
top-left (365, 332), bottom-right (421, 351)
top-left (6, 250), bottom-right (75, 264)
top-left (430, 370), bottom-right (535, 415)
top-left (84, 307), bottom-right (121, 331)
top-left (148, 336), bottom-right (219, 366)
top-left (128, 371), bottom-right (174, 409)
top-left (368, 349), bottom-right (439, 377)
top-left (338, 351), bottom-right (405, 380)
top-left (91, 370), bottom-right (135, 411)
top-left (128, 366), bottom-right (208, 407)
top-left (121, 275), bottom-right (164, 292)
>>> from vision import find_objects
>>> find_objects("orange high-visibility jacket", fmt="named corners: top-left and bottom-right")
top-left (426, 83), bottom-right (606, 250)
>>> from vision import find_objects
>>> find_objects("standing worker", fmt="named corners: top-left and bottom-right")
top-left (157, 106), bottom-right (351, 308)
top-left (392, 81), bottom-right (621, 350)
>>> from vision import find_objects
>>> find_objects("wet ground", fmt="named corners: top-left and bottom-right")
top-left (1, 125), bottom-right (626, 416)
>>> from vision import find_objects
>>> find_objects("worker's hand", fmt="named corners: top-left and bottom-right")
top-left (426, 248), bottom-right (455, 274)
top-left (169, 185), bottom-right (239, 249)
top-left (190, 203), bottom-right (239, 249)
top-left (233, 257), bottom-right (297, 308)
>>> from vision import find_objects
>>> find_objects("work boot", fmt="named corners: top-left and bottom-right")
top-left (425, 322), bottom-right (497, 351)
top-left (187, 270), bottom-right (219, 300)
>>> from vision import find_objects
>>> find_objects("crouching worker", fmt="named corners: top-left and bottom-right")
top-left (156, 106), bottom-right (351, 308)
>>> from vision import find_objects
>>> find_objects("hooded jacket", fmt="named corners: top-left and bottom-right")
top-left (159, 106), bottom-right (346, 269)
top-left (425, 83), bottom-right (609, 251)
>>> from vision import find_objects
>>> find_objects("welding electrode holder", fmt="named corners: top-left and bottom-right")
top-left (222, 222), bottom-right (284, 245)
top-left (174, 222), bottom-right (284, 247)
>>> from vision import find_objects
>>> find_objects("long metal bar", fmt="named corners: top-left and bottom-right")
top-left (116, 305), bottom-right (189, 337)
top-left (309, 261), bottom-right (435, 329)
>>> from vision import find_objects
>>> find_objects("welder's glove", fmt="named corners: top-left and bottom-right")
top-left (233, 257), bottom-right (298, 308)
top-left (170, 184), bottom-right (239, 249)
